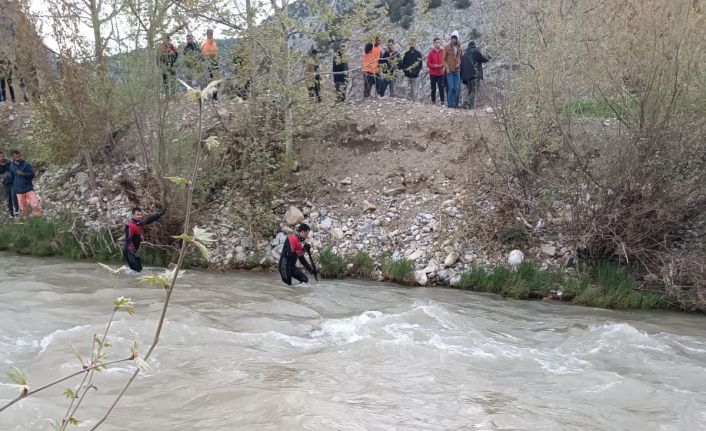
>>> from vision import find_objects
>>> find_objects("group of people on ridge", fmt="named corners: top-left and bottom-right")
top-left (158, 29), bottom-right (221, 99)
top-left (328, 32), bottom-right (489, 108)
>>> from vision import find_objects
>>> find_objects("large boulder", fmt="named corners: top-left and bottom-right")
top-left (414, 270), bottom-right (428, 286)
top-left (284, 206), bottom-right (305, 226)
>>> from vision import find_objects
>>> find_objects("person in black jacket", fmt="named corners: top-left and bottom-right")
top-left (278, 224), bottom-right (317, 286)
top-left (183, 34), bottom-right (202, 87)
top-left (123, 207), bottom-right (165, 272)
top-left (377, 39), bottom-right (400, 97)
top-left (465, 41), bottom-right (490, 108)
top-left (306, 49), bottom-right (321, 102)
top-left (332, 44), bottom-right (349, 102)
top-left (400, 40), bottom-right (423, 101)
top-left (0, 150), bottom-right (18, 217)
top-left (460, 43), bottom-right (478, 109)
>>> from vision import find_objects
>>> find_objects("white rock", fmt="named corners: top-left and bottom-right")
top-left (284, 206), bottom-right (305, 226)
top-left (331, 228), bottom-right (345, 239)
top-left (423, 259), bottom-right (441, 274)
top-left (541, 244), bottom-right (557, 257)
top-left (407, 249), bottom-right (424, 261)
top-left (320, 217), bottom-right (333, 230)
top-left (444, 252), bottom-right (460, 267)
top-left (88, 196), bottom-right (100, 205)
top-left (508, 249), bottom-right (525, 268)
top-left (414, 270), bottom-right (428, 286)
top-left (340, 177), bottom-right (352, 185)
top-left (362, 200), bottom-right (377, 213)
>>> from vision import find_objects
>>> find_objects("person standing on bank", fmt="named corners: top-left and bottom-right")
top-left (460, 42), bottom-right (478, 109)
top-left (427, 38), bottom-right (445, 105)
top-left (9, 150), bottom-right (40, 219)
top-left (123, 207), bottom-right (165, 272)
top-left (401, 40), bottom-right (422, 101)
top-left (0, 150), bottom-right (18, 217)
top-left (332, 44), bottom-right (349, 102)
top-left (467, 40), bottom-right (490, 106)
top-left (279, 223), bottom-right (317, 286)
top-left (443, 31), bottom-right (463, 108)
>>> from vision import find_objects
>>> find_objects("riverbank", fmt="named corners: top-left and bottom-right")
top-left (0, 217), bottom-right (673, 311)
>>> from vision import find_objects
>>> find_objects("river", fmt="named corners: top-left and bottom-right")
top-left (1, 253), bottom-right (705, 430)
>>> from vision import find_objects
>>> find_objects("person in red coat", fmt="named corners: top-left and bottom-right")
top-left (426, 38), bottom-right (445, 104)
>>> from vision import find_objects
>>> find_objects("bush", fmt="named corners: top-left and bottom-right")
top-left (427, 0), bottom-right (442, 9)
top-left (453, 0), bottom-right (471, 9)
top-left (490, 0), bottom-right (706, 309)
top-left (318, 247), bottom-right (347, 279)
top-left (349, 250), bottom-right (375, 280)
top-left (380, 253), bottom-right (414, 285)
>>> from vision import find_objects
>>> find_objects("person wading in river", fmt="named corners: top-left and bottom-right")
top-left (123, 207), bottom-right (165, 272)
top-left (279, 223), bottom-right (317, 285)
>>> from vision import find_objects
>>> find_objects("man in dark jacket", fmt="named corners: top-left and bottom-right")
top-left (306, 49), bottom-right (321, 102)
top-left (123, 207), bottom-right (165, 272)
top-left (159, 36), bottom-right (178, 96)
top-left (183, 34), bottom-right (202, 87)
top-left (0, 151), bottom-right (18, 217)
top-left (400, 40), bottom-right (423, 101)
top-left (278, 223), bottom-right (317, 286)
top-left (460, 43), bottom-right (478, 109)
top-left (332, 44), bottom-right (349, 102)
top-left (378, 39), bottom-right (400, 97)
top-left (10, 150), bottom-right (40, 219)
top-left (466, 41), bottom-right (490, 107)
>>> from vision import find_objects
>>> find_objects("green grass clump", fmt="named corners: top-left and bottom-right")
top-left (573, 262), bottom-right (667, 309)
top-left (455, 260), bottom-right (669, 310)
top-left (349, 250), bottom-right (375, 280)
top-left (318, 246), bottom-right (347, 279)
top-left (380, 253), bottom-right (414, 285)
top-left (457, 261), bottom-right (556, 299)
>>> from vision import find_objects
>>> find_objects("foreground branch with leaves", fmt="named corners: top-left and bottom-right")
top-left (0, 81), bottom-right (223, 429)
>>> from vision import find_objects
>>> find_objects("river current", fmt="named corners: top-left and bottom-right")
top-left (1, 253), bottom-right (705, 430)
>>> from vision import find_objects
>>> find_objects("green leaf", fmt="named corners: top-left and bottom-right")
top-left (68, 417), bottom-right (80, 425)
top-left (7, 367), bottom-right (27, 386)
top-left (69, 345), bottom-right (84, 365)
top-left (63, 388), bottom-right (76, 399)
top-left (164, 176), bottom-right (189, 186)
top-left (205, 136), bottom-right (220, 151)
top-left (195, 241), bottom-right (211, 261)
top-left (113, 296), bottom-right (136, 315)
top-left (135, 356), bottom-right (151, 372)
top-left (139, 274), bottom-right (169, 287)
top-left (193, 226), bottom-right (216, 244)
top-left (172, 233), bottom-right (194, 242)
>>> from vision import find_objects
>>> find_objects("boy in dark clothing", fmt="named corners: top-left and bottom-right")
top-left (332, 45), bottom-right (349, 102)
top-left (460, 43), bottom-right (478, 109)
top-left (0, 151), bottom-right (18, 217)
top-left (466, 41), bottom-right (490, 107)
top-left (183, 34), bottom-right (202, 87)
top-left (159, 36), bottom-right (179, 96)
top-left (400, 41), bottom-right (423, 100)
top-left (306, 49), bottom-right (321, 102)
top-left (123, 207), bottom-right (165, 272)
top-left (278, 224), bottom-right (317, 285)
top-left (378, 39), bottom-right (400, 97)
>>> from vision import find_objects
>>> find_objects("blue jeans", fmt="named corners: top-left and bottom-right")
top-left (445, 72), bottom-right (460, 108)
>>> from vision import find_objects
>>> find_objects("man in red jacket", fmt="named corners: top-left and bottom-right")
top-left (278, 223), bottom-right (317, 285)
top-left (426, 38), bottom-right (445, 105)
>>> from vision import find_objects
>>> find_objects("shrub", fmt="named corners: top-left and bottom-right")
top-left (427, 0), bottom-right (442, 9)
top-left (349, 250), bottom-right (375, 280)
top-left (318, 247), bottom-right (347, 279)
top-left (453, 0), bottom-right (471, 9)
top-left (380, 253), bottom-right (414, 285)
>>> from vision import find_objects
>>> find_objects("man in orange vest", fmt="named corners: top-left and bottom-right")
top-left (201, 29), bottom-right (220, 100)
top-left (362, 42), bottom-right (379, 98)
